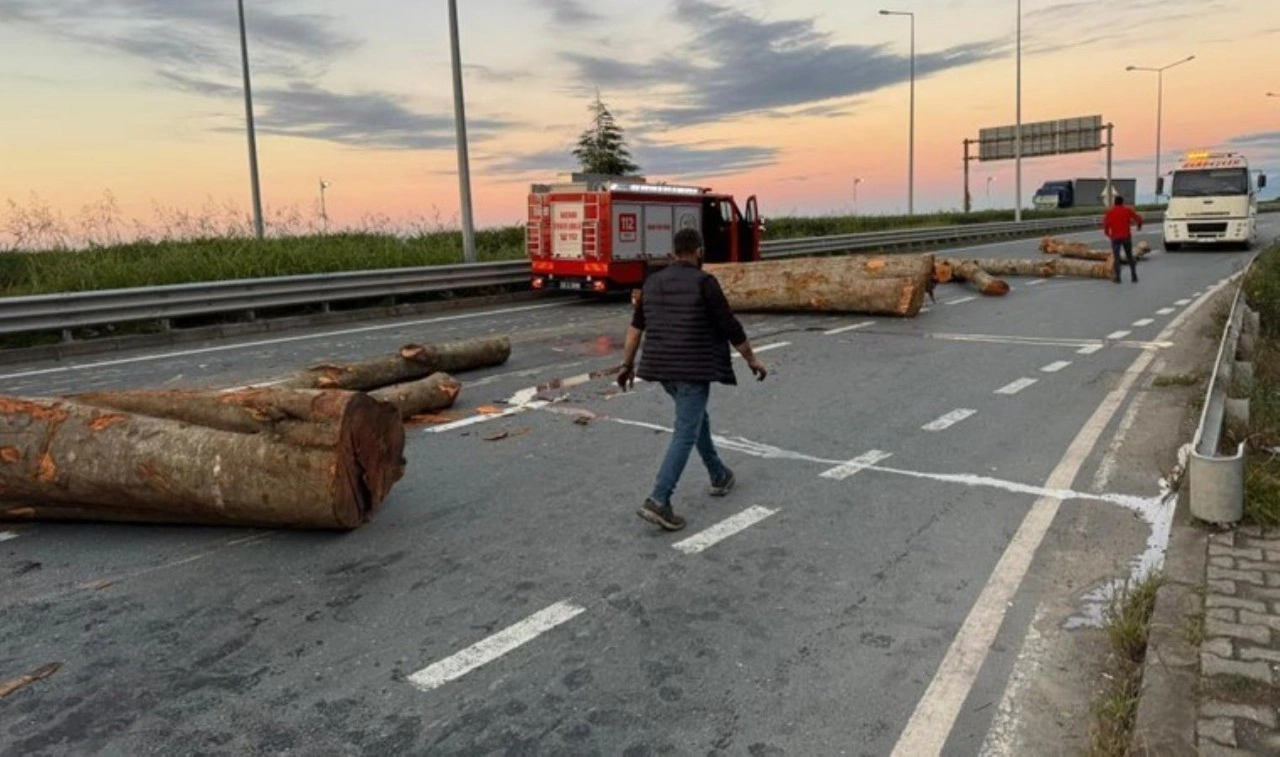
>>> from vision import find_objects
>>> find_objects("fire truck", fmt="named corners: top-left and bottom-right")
top-left (526, 174), bottom-right (762, 292)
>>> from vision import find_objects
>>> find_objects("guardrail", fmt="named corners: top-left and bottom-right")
top-left (0, 212), bottom-right (1163, 340)
top-left (1189, 267), bottom-right (1259, 524)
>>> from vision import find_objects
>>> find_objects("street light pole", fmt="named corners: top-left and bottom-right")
top-left (1015, 0), bottom-right (1021, 222)
top-left (879, 10), bottom-right (915, 215)
top-left (1126, 55), bottom-right (1195, 203)
top-left (447, 0), bottom-right (477, 264)
top-left (236, 0), bottom-right (265, 239)
top-left (854, 177), bottom-right (862, 214)
top-left (319, 178), bottom-right (330, 232)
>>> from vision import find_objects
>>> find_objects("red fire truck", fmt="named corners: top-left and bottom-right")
top-left (526, 174), bottom-right (762, 292)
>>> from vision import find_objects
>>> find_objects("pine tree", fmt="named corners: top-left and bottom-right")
top-left (572, 93), bottom-right (640, 176)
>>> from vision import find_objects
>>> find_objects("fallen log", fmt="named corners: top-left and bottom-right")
top-left (0, 390), bottom-right (405, 530)
top-left (704, 254), bottom-right (933, 316)
top-left (933, 260), bottom-right (955, 284)
top-left (1059, 248), bottom-right (1112, 262)
top-left (281, 337), bottom-right (510, 391)
top-left (952, 261), bottom-right (1010, 296)
top-left (967, 257), bottom-right (1113, 279)
top-left (368, 373), bottom-right (462, 419)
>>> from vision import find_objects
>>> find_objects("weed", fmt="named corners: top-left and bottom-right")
top-left (1183, 611), bottom-right (1206, 647)
top-left (1088, 571), bottom-right (1162, 757)
top-left (1153, 373), bottom-right (1200, 388)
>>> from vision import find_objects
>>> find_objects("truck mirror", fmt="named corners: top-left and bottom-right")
top-left (1156, 177), bottom-right (1165, 197)
top-left (1260, 174), bottom-right (1268, 189)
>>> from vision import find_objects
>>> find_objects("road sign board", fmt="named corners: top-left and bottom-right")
top-left (978, 115), bottom-right (1103, 162)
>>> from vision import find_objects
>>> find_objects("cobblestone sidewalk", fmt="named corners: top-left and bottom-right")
top-left (1198, 526), bottom-right (1280, 755)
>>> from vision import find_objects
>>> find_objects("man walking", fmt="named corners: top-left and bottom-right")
top-left (1103, 195), bottom-right (1144, 283)
top-left (617, 228), bottom-right (767, 532)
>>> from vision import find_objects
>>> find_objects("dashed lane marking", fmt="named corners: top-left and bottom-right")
top-left (824, 321), bottom-right (875, 336)
top-left (820, 450), bottom-right (893, 481)
top-left (945, 296), bottom-right (979, 306)
top-left (1040, 361), bottom-right (1071, 373)
top-left (1132, 318), bottom-right (1154, 327)
top-left (1107, 330), bottom-right (1131, 340)
top-left (0, 531), bottom-right (18, 543)
top-left (671, 506), bottom-right (778, 555)
top-left (1025, 279), bottom-right (1046, 286)
top-left (1175, 299), bottom-right (1192, 306)
top-left (995, 378), bottom-right (1038, 395)
top-left (1156, 308), bottom-right (1176, 315)
top-left (734, 341), bottom-right (790, 358)
top-left (425, 401), bottom-right (550, 433)
top-left (922, 409), bottom-right (977, 432)
top-left (1077, 344), bottom-right (1105, 355)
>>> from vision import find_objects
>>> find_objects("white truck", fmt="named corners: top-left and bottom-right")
top-left (1161, 151), bottom-right (1267, 251)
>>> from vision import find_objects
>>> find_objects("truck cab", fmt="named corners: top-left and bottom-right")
top-left (1162, 152), bottom-right (1267, 251)
top-left (1033, 180), bottom-right (1074, 210)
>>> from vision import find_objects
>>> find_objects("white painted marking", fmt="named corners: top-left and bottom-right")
top-left (820, 450), bottom-right (892, 481)
top-left (922, 409), bottom-right (977, 432)
top-left (671, 506), bottom-right (777, 555)
top-left (0, 302), bottom-right (570, 382)
top-left (890, 272), bottom-right (1237, 756)
top-left (927, 333), bottom-right (1095, 349)
top-left (1025, 279), bottom-right (1046, 286)
top-left (1106, 330), bottom-right (1131, 340)
top-left (1174, 299), bottom-right (1192, 306)
top-left (995, 378), bottom-right (1037, 395)
top-left (1076, 344), bottom-right (1104, 355)
top-left (824, 321), bottom-right (874, 336)
top-left (1132, 318), bottom-right (1154, 327)
top-left (0, 531), bottom-right (18, 543)
top-left (734, 341), bottom-right (790, 358)
top-left (406, 601), bottom-right (585, 692)
top-left (1040, 361), bottom-right (1071, 373)
top-left (945, 296), bottom-right (978, 306)
top-left (425, 401), bottom-right (549, 433)
top-left (1156, 308), bottom-right (1176, 316)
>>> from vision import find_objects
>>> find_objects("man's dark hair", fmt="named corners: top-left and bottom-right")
top-left (1114, 195), bottom-right (1126, 206)
top-left (673, 228), bottom-right (703, 257)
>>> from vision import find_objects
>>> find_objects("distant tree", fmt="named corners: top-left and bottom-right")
top-left (573, 93), bottom-right (640, 176)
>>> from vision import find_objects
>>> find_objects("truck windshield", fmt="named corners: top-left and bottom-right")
top-left (1171, 168), bottom-right (1249, 197)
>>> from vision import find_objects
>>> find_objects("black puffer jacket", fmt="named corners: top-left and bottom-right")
top-left (631, 261), bottom-right (748, 385)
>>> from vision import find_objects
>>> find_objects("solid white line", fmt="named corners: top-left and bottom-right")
top-left (1132, 318), bottom-right (1154, 327)
top-left (0, 302), bottom-right (570, 382)
top-left (821, 450), bottom-right (892, 480)
top-left (926, 333), bottom-right (1095, 348)
top-left (824, 321), bottom-right (875, 336)
top-left (995, 378), bottom-right (1037, 395)
top-left (922, 409), bottom-right (977, 432)
top-left (1040, 361), bottom-right (1071, 373)
top-left (671, 506), bottom-right (777, 555)
top-left (0, 531), bottom-right (18, 543)
top-left (406, 601), bottom-right (586, 692)
top-left (734, 341), bottom-right (790, 357)
top-left (1106, 330), bottom-right (1131, 340)
top-left (1175, 299), bottom-right (1192, 306)
top-left (1156, 308), bottom-right (1176, 315)
top-left (425, 401), bottom-right (549, 433)
top-left (891, 272), bottom-right (1236, 756)
top-left (1077, 344), bottom-right (1104, 355)
top-left (945, 296), bottom-right (978, 306)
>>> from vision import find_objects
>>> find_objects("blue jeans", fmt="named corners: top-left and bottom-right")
top-left (650, 381), bottom-right (729, 506)
top-left (1111, 238), bottom-right (1135, 279)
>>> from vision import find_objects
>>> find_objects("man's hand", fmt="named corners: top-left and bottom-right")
top-left (617, 363), bottom-right (636, 391)
top-left (747, 357), bottom-right (767, 381)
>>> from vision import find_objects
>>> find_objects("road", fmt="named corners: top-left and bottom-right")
top-left (2, 220), bottom-right (1278, 756)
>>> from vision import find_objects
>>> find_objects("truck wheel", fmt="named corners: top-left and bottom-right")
top-left (1164, 241), bottom-right (1182, 252)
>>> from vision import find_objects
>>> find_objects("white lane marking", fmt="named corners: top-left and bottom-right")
top-left (890, 272), bottom-right (1236, 756)
top-left (1175, 299), bottom-right (1191, 306)
top-left (406, 601), bottom-right (586, 692)
top-left (425, 401), bottom-right (549, 433)
top-left (922, 409), bottom-right (977, 432)
top-left (1106, 330), bottom-right (1131, 340)
top-left (1077, 344), bottom-right (1104, 355)
top-left (734, 341), bottom-right (790, 358)
top-left (1156, 308), bottom-right (1176, 315)
top-left (820, 450), bottom-right (892, 481)
top-left (926, 333), bottom-right (1095, 348)
top-left (0, 531), bottom-right (18, 543)
top-left (0, 302), bottom-right (570, 382)
top-left (1132, 318), bottom-right (1154, 327)
top-left (671, 506), bottom-right (778, 555)
top-left (1040, 361), bottom-right (1071, 373)
top-left (824, 321), bottom-right (875, 336)
top-left (995, 378), bottom-right (1037, 395)
top-left (945, 296), bottom-right (979, 306)
top-left (1025, 279), bottom-right (1046, 286)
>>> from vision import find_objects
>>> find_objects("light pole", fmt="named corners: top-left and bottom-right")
top-left (1014, 0), bottom-right (1021, 222)
top-left (236, 0), bottom-right (264, 239)
top-left (1269, 92), bottom-right (1279, 98)
top-left (448, 0), bottom-right (477, 263)
top-left (1126, 55), bottom-right (1195, 203)
top-left (854, 177), bottom-right (862, 214)
top-left (880, 9), bottom-right (914, 215)
top-left (986, 176), bottom-right (994, 205)
top-left (319, 178), bottom-right (330, 232)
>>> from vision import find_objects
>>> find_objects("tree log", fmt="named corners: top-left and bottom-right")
top-left (368, 373), bottom-right (462, 419)
top-left (281, 337), bottom-right (510, 391)
top-left (704, 254), bottom-right (932, 316)
top-left (953, 261), bottom-right (1010, 296)
top-left (965, 257), bottom-right (1113, 279)
top-left (0, 391), bottom-right (405, 530)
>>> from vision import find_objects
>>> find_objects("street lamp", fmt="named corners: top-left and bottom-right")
top-left (854, 177), bottom-right (862, 214)
top-left (986, 176), bottom-right (994, 205)
top-left (880, 9), bottom-right (914, 216)
top-left (1015, 0), bottom-right (1022, 222)
top-left (319, 178), bottom-right (330, 232)
top-left (1126, 55), bottom-right (1195, 203)
top-left (448, 0), bottom-right (477, 263)
top-left (236, 0), bottom-right (265, 239)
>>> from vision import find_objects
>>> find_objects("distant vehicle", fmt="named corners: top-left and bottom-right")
top-left (1161, 151), bottom-right (1267, 251)
top-left (1032, 178), bottom-right (1137, 210)
top-left (525, 173), bottom-right (762, 293)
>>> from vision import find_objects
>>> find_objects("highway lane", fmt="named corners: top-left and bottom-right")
top-left (1, 217), bottom-right (1278, 755)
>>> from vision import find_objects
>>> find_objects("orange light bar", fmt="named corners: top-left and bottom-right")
top-left (585, 263), bottom-right (609, 275)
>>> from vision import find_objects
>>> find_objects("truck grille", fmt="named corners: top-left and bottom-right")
top-left (1188, 222), bottom-right (1228, 234)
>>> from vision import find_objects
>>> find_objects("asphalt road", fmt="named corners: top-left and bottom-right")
top-left (2, 219), bottom-right (1279, 756)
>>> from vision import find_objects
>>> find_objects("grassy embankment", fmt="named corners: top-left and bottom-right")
top-left (1239, 242), bottom-right (1280, 528)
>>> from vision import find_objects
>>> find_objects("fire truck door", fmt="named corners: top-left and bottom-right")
top-left (701, 199), bottom-right (732, 264)
top-left (739, 195), bottom-right (761, 262)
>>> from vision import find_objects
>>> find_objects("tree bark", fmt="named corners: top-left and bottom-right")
top-left (704, 254), bottom-right (932, 316)
top-left (967, 257), bottom-right (1113, 279)
top-left (281, 337), bottom-right (510, 391)
top-left (0, 391), bottom-right (406, 530)
top-left (953, 261), bottom-right (1011, 296)
top-left (368, 373), bottom-right (462, 419)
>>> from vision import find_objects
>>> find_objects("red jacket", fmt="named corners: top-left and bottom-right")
top-left (1104, 206), bottom-right (1143, 240)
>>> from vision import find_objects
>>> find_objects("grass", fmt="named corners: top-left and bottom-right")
top-left (1089, 572), bottom-right (1163, 757)
top-left (1153, 373), bottom-right (1200, 388)
top-left (0, 193), bottom-right (1155, 298)
top-left (1240, 244), bottom-right (1280, 528)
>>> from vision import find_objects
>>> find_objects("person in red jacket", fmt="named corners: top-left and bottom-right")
top-left (1103, 195), bottom-right (1143, 283)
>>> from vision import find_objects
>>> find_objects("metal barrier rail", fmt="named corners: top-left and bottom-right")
top-left (0, 213), bottom-right (1159, 338)
top-left (1190, 266), bottom-right (1259, 524)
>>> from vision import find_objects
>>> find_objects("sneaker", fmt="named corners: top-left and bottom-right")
top-left (709, 468), bottom-right (735, 497)
top-left (638, 498), bottom-right (686, 531)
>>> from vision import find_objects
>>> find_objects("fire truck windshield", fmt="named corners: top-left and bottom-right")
top-left (1171, 167), bottom-right (1250, 197)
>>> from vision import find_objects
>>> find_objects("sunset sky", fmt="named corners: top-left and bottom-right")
top-left (1, 0), bottom-right (1277, 240)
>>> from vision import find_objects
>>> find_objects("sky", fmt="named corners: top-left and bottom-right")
top-left (1, 0), bottom-right (1278, 242)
